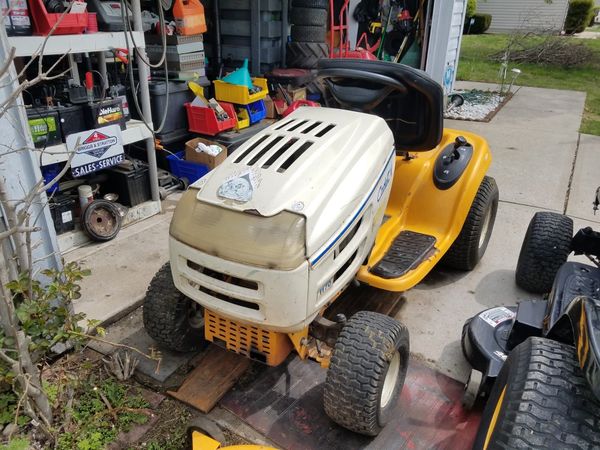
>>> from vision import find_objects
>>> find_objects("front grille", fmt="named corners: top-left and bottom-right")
top-left (204, 310), bottom-right (292, 366)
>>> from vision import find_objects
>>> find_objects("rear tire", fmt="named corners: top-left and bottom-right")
top-left (286, 42), bottom-right (329, 68)
top-left (291, 0), bottom-right (328, 9)
top-left (291, 25), bottom-right (327, 43)
top-left (442, 176), bottom-right (499, 270)
top-left (515, 212), bottom-right (573, 293)
top-left (290, 7), bottom-right (327, 25)
top-left (143, 262), bottom-right (206, 353)
top-left (323, 311), bottom-right (409, 436)
top-left (474, 337), bottom-right (600, 449)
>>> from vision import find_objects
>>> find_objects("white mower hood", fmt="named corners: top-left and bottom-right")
top-left (190, 107), bottom-right (394, 256)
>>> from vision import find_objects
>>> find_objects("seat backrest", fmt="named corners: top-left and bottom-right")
top-left (316, 59), bottom-right (444, 151)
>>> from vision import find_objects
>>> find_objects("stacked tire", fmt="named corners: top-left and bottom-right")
top-left (287, 0), bottom-right (329, 69)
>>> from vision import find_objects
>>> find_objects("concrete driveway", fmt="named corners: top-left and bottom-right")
top-left (69, 81), bottom-right (596, 384)
top-left (401, 81), bottom-right (595, 382)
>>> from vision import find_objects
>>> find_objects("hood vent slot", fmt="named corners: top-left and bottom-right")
top-left (274, 119), bottom-right (294, 130)
top-left (247, 135), bottom-right (284, 166)
top-left (315, 124), bottom-right (336, 137)
top-left (233, 134), bottom-right (270, 163)
top-left (288, 120), bottom-right (309, 131)
top-left (262, 137), bottom-right (298, 169)
top-left (301, 121), bottom-right (322, 134)
top-left (277, 141), bottom-right (313, 173)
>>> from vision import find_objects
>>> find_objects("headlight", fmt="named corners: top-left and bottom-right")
top-left (170, 189), bottom-right (306, 270)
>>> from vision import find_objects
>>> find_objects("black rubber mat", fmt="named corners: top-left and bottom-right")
top-left (370, 230), bottom-right (437, 279)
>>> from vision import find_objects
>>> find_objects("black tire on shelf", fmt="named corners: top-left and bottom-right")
top-left (473, 337), bottom-right (600, 450)
top-left (291, 0), bottom-right (328, 10)
top-left (142, 262), bottom-right (207, 353)
top-left (286, 42), bottom-right (329, 69)
top-left (81, 199), bottom-right (122, 242)
top-left (290, 7), bottom-right (327, 26)
top-left (323, 311), bottom-right (409, 436)
top-left (291, 25), bottom-right (327, 43)
top-left (442, 176), bottom-right (499, 271)
top-left (515, 212), bottom-right (573, 293)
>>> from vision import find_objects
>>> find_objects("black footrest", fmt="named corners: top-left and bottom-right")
top-left (370, 231), bottom-right (436, 279)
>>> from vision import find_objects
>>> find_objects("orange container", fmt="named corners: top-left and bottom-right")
top-left (173, 0), bottom-right (207, 35)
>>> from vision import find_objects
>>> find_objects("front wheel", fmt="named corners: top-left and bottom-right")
top-left (143, 262), bottom-right (206, 352)
top-left (323, 311), bottom-right (409, 436)
top-left (474, 337), bottom-right (600, 449)
top-left (442, 176), bottom-right (499, 271)
top-left (515, 212), bottom-right (573, 293)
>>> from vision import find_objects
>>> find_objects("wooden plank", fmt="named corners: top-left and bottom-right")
top-left (168, 345), bottom-right (250, 413)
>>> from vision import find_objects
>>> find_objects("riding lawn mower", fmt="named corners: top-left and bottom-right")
top-left (143, 59), bottom-right (499, 436)
top-left (463, 201), bottom-right (600, 447)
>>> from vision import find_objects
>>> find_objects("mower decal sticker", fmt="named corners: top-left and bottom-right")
top-left (317, 277), bottom-right (334, 298)
top-left (480, 307), bottom-right (515, 328)
top-left (309, 148), bottom-right (395, 267)
top-left (217, 169), bottom-right (260, 203)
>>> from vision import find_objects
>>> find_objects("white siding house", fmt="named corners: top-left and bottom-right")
top-left (477, 0), bottom-right (570, 33)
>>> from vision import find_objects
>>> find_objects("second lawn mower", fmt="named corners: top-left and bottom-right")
top-left (144, 59), bottom-right (498, 436)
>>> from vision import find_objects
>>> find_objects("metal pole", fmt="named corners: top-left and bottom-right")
top-left (281, 0), bottom-right (288, 66)
top-left (130, 0), bottom-right (160, 205)
top-left (250, 0), bottom-right (260, 74)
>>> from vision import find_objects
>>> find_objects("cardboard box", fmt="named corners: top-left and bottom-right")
top-left (264, 96), bottom-right (276, 119)
top-left (276, 86), bottom-right (306, 103)
top-left (185, 137), bottom-right (227, 169)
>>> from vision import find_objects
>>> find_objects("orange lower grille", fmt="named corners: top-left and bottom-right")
top-left (204, 310), bottom-right (293, 366)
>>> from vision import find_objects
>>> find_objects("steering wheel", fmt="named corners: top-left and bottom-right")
top-left (316, 68), bottom-right (408, 112)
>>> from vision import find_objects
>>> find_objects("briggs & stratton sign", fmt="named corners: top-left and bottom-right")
top-left (67, 125), bottom-right (125, 177)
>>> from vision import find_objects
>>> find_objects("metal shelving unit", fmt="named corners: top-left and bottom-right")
top-left (7, 0), bottom-right (161, 254)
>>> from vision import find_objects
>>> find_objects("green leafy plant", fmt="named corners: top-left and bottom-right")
top-left (465, 13), bottom-right (492, 34)
top-left (565, 0), bottom-right (595, 34)
top-left (466, 0), bottom-right (477, 18)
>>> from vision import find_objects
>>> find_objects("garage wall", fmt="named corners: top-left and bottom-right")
top-left (425, 0), bottom-right (467, 96)
top-left (477, 0), bottom-right (570, 33)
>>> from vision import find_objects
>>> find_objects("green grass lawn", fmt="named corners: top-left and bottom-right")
top-left (457, 34), bottom-right (600, 135)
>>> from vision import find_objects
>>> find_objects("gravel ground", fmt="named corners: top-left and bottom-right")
top-left (445, 89), bottom-right (506, 121)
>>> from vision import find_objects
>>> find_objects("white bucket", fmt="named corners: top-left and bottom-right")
top-left (78, 184), bottom-right (93, 209)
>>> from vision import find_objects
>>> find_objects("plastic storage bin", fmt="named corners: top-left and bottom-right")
top-left (235, 108), bottom-right (250, 130)
top-left (213, 77), bottom-right (269, 105)
top-left (29, 0), bottom-right (88, 35)
top-left (167, 151), bottom-right (209, 183)
top-left (104, 162), bottom-right (151, 207)
top-left (243, 99), bottom-right (266, 124)
top-left (146, 81), bottom-right (195, 138)
top-left (184, 101), bottom-right (237, 135)
top-left (42, 163), bottom-right (62, 193)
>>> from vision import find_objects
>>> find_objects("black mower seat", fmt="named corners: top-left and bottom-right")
top-left (316, 59), bottom-right (444, 152)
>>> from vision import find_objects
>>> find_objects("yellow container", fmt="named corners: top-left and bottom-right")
top-left (235, 108), bottom-right (250, 130)
top-left (213, 78), bottom-right (269, 105)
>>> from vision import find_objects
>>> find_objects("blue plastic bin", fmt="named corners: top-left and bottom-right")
top-left (167, 151), bottom-right (209, 183)
top-left (42, 163), bottom-right (61, 194)
top-left (243, 99), bottom-right (266, 124)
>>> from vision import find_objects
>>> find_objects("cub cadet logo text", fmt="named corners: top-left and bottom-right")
top-left (377, 165), bottom-right (393, 202)
top-left (100, 106), bottom-right (121, 115)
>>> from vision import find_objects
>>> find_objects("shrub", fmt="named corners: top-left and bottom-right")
top-left (465, 13), bottom-right (492, 34)
top-left (564, 0), bottom-right (594, 34)
top-left (466, 0), bottom-right (477, 18)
